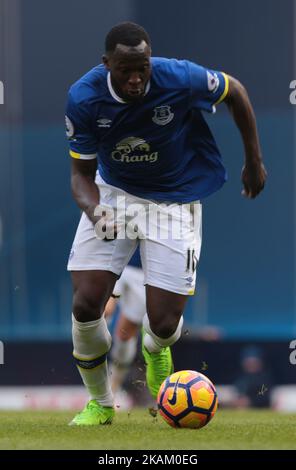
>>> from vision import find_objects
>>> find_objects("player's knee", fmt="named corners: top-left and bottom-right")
top-left (72, 290), bottom-right (105, 323)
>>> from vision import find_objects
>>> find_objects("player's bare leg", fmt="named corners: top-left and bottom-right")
top-left (142, 285), bottom-right (187, 399)
top-left (110, 314), bottom-right (139, 394)
top-left (70, 270), bottom-right (117, 426)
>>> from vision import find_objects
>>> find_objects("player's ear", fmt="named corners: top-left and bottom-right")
top-left (102, 55), bottom-right (110, 69)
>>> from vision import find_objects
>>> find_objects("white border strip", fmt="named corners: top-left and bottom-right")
top-left (294, 0), bottom-right (296, 334)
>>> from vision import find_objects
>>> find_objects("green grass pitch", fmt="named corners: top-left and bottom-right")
top-left (0, 409), bottom-right (295, 450)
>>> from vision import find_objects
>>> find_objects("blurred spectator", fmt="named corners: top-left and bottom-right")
top-left (233, 346), bottom-right (273, 408)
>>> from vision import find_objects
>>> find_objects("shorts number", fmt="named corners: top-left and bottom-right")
top-left (186, 249), bottom-right (198, 273)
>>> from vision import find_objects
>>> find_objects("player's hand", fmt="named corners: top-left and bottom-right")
top-left (93, 205), bottom-right (119, 241)
top-left (241, 160), bottom-right (267, 199)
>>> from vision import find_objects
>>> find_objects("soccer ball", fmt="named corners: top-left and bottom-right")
top-left (157, 370), bottom-right (218, 429)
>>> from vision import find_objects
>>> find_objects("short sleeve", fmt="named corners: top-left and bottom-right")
top-left (187, 61), bottom-right (229, 114)
top-left (65, 90), bottom-right (98, 160)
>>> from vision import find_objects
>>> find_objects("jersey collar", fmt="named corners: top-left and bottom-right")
top-left (107, 72), bottom-right (151, 104)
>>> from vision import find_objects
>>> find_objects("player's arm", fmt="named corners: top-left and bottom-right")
top-left (104, 296), bottom-right (118, 318)
top-left (223, 75), bottom-right (267, 199)
top-left (66, 90), bottom-right (103, 225)
top-left (71, 157), bottom-right (100, 224)
top-left (71, 158), bottom-right (118, 239)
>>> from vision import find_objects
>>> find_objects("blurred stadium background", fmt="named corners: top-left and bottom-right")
top-left (0, 0), bottom-right (295, 412)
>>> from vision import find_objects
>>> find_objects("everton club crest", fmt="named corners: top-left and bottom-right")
top-left (152, 105), bottom-right (174, 126)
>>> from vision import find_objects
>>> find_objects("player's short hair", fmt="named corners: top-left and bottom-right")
top-left (105, 22), bottom-right (151, 54)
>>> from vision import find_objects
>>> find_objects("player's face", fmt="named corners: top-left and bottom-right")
top-left (103, 41), bottom-right (152, 102)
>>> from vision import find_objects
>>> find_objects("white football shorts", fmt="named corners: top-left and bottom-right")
top-left (67, 173), bottom-right (202, 296)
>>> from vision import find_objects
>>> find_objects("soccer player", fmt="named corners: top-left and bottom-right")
top-left (66, 22), bottom-right (266, 425)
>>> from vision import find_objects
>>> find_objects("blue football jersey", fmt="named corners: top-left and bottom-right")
top-left (66, 57), bottom-right (229, 202)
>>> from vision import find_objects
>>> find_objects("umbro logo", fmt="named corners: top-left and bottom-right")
top-left (97, 118), bottom-right (112, 128)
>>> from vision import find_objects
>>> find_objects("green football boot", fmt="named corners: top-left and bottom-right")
top-left (142, 331), bottom-right (174, 399)
top-left (69, 400), bottom-right (114, 426)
